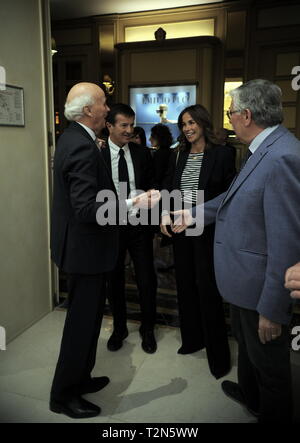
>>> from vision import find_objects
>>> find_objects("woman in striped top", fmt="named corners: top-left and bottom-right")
top-left (161, 104), bottom-right (236, 379)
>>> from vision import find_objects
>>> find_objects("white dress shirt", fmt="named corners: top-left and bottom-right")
top-left (248, 125), bottom-right (279, 155)
top-left (77, 121), bottom-right (97, 142)
top-left (108, 137), bottom-right (138, 212)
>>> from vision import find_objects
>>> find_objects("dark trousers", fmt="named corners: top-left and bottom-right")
top-left (51, 273), bottom-right (106, 400)
top-left (173, 228), bottom-right (231, 378)
top-left (107, 225), bottom-right (157, 332)
top-left (230, 304), bottom-right (293, 423)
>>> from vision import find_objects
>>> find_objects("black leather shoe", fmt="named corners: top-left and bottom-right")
top-left (213, 367), bottom-right (231, 380)
top-left (107, 329), bottom-right (128, 351)
top-left (177, 344), bottom-right (204, 355)
top-left (79, 376), bottom-right (110, 395)
top-left (140, 329), bottom-right (157, 354)
top-left (221, 380), bottom-right (259, 418)
top-left (50, 396), bottom-right (101, 419)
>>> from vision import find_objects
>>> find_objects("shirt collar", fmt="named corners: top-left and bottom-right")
top-left (77, 122), bottom-right (97, 141)
top-left (248, 125), bottom-right (279, 154)
top-left (108, 137), bottom-right (129, 155)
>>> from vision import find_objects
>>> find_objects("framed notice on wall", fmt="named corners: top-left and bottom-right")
top-left (0, 85), bottom-right (25, 127)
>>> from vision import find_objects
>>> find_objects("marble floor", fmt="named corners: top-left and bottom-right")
top-left (0, 310), bottom-right (299, 423)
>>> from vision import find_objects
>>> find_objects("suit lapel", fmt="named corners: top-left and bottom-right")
top-left (69, 122), bottom-right (114, 180)
top-left (100, 145), bottom-right (118, 193)
top-left (128, 143), bottom-right (139, 188)
top-left (173, 150), bottom-right (189, 188)
top-left (198, 147), bottom-right (217, 190)
top-left (69, 121), bottom-right (96, 144)
top-left (101, 145), bottom-right (112, 175)
top-left (173, 148), bottom-right (216, 190)
top-left (220, 125), bottom-right (287, 208)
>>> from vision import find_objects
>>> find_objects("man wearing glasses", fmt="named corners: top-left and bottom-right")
top-left (171, 79), bottom-right (300, 423)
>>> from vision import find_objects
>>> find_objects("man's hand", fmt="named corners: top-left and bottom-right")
top-left (258, 315), bottom-right (282, 344)
top-left (96, 138), bottom-right (106, 148)
top-left (285, 262), bottom-right (300, 299)
top-left (170, 209), bottom-right (193, 233)
top-left (160, 214), bottom-right (173, 238)
top-left (132, 189), bottom-right (161, 209)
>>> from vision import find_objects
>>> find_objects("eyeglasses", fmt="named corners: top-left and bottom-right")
top-left (226, 110), bottom-right (240, 120)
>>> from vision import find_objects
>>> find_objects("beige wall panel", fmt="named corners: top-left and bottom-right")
top-left (226, 11), bottom-right (246, 51)
top-left (130, 49), bottom-right (197, 83)
top-left (54, 28), bottom-right (92, 46)
top-left (99, 24), bottom-right (115, 62)
top-left (258, 5), bottom-right (300, 28)
top-left (283, 106), bottom-right (296, 128)
top-left (225, 57), bottom-right (244, 70)
top-left (0, 0), bottom-right (52, 341)
top-left (125, 19), bottom-right (215, 42)
top-left (276, 80), bottom-right (297, 102)
top-left (199, 48), bottom-right (212, 110)
top-left (276, 53), bottom-right (299, 76)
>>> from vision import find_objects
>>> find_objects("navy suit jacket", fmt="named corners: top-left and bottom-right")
top-left (192, 125), bottom-right (300, 324)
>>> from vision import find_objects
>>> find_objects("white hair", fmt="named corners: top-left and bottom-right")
top-left (64, 93), bottom-right (95, 121)
top-left (229, 79), bottom-right (283, 128)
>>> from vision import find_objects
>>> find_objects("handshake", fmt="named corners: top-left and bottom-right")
top-left (132, 189), bottom-right (161, 209)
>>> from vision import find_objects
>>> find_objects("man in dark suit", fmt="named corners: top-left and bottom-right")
top-left (50, 84), bottom-right (159, 419)
top-left (103, 104), bottom-right (158, 354)
top-left (170, 79), bottom-right (300, 422)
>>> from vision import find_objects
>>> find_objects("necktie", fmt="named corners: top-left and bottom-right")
top-left (118, 148), bottom-right (130, 198)
top-left (239, 148), bottom-right (252, 172)
top-left (221, 149), bottom-right (253, 205)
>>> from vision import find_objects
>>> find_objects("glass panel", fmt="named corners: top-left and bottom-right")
top-left (130, 85), bottom-right (197, 144)
top-left (125, 19), bottom-right (214, 42)
top-left (223, 79), bottom-right (243, 130)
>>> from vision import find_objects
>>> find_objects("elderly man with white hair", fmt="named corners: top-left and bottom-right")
top-left (50, 83), bottom-right (159, 419)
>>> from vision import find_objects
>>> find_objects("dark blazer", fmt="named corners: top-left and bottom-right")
top-left (152, 147), bottom-right (172, 190)
top-left (51, 121), bottom-right (126, 274)
top-left (101, 141), bottom-right (155, 192)
top-left (163, 144), bottom-right (236, 205)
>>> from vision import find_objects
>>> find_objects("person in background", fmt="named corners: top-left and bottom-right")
top-left (215, 127), bottom-right (236, 162)
top-left (171, 79), bottom-right (300, 423)
top-left (132, 126), bottom-right (147, 147)
top-left (150, 123), bottom-right (173, 190)
top-left (285, 262), bottom-right (300, 299)
top-left (160, 104), bottom-right (236, 379)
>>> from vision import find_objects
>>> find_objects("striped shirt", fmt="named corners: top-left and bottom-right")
top-left (180, 152), bottom-right (204, 206)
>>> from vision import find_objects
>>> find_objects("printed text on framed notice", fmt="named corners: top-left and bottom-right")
top-left (0, 85), bottom-right (25, 127)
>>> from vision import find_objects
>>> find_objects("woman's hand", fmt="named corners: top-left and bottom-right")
top-left (160, 214), bottom-right (173, 237)
top-left (170, 209), bottom-right (194, 233)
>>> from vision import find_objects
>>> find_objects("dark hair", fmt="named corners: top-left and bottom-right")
top-left (106, 103), bottom-right (135, 125)
top-left (177, 104), bottom-right (218, 151)
top-left (133, 126), bottom-right (147, 147)
top-left (150, 124), bottom-right (173, 150)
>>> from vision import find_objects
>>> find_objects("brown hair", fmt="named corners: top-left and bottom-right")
top-left (177, 104), bottom-right (218, 151)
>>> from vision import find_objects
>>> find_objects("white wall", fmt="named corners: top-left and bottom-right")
top-left (0, 0), bottom-right (53, 342)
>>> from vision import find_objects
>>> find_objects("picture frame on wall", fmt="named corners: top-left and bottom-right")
top-left (0, 84), bottom-right (25, 127)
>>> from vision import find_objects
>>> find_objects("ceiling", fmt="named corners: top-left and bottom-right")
top-left (50, 0), bottom-right (225, 20)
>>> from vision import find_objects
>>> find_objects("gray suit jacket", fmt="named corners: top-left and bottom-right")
top-left (193, 125), bottom-right (300, 324)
